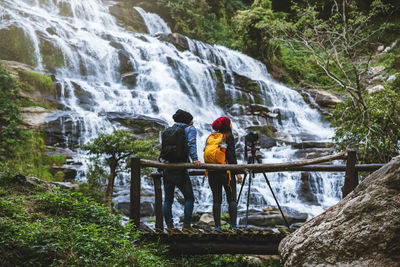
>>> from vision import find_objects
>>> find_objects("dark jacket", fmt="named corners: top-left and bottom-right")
top-left (225, 134), bottom-right (237, 165)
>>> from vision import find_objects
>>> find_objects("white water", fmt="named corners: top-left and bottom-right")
top-left (134, 6), bottom-right (171, 35)
top-left (1, 0), bottom-right (343, 221)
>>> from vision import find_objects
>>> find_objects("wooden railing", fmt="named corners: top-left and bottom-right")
top-left (130, 149), bottom-right (384, 229)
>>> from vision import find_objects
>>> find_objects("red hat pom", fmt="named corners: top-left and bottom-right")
top-left (212, 117), bottom-right (231, 132)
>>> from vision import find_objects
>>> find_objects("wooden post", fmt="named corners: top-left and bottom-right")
top-left (343, 149), bottom-right (358, 198)
top-left (130, 158), bottom-right (141, 228)
top-left (152, 172), bottom-right (164, 231)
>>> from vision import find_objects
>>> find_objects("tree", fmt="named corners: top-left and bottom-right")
top-left (81, 130), bottom-right (159, 210)
top-left (262, 0), bottom-right (398, 162)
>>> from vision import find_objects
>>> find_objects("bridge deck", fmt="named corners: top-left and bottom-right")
top-left (140, 228), bottom-right (288, 255)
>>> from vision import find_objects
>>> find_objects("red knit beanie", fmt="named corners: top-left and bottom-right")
top-left (212, 116), bottom-right (231, 132)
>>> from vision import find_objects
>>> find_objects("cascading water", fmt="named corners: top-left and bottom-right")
top-left (0, 0), bottom-right (343, 224)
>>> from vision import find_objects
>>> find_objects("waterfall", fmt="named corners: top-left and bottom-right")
top-left (0, 0), bottom-right (343, 222)
top-left (134, 6), bottom-right (172, 35)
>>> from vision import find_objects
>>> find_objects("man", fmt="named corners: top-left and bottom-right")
top-left (160, 109), bottom-right (201, 231)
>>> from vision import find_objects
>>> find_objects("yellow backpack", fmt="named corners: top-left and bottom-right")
top-left (204, 133), bottom-right (227, 164)
top-left (203, 133), bottom-right (232, 188)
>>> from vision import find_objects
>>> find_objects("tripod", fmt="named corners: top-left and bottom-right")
top-left (237, 143), bottom-right (290, 229)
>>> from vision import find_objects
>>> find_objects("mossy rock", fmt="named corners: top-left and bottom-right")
top-left (18, 69), bottom-right (54, 94)
top-left (0, 26), bottom-right (36, 66)
top-left (39, 36), bottom-right (65, 71)
top-left (109, 3), bottom-right (148, 33)
top-left (17, 69), bottom-right (57, 107)
top-left (246, 125), bottom-right (277, 138)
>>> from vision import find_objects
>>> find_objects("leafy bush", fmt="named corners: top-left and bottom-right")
top-left (0, 64), bottom-right (23, 160)
top-left (0, 188), bottom-right (166, 267)
top-left (332, 78), bottom-right (400, 163)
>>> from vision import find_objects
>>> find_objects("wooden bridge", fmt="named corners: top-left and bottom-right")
top-left (129, 150), bottom-right (383, 255)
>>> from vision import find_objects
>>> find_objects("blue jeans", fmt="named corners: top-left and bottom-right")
top-left (163, 170), bottom-right (194, 224)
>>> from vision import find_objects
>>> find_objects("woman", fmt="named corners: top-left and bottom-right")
top-left (207, 116), bottom-right (242, 230)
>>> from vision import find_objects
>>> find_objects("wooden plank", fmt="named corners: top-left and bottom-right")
top-left (152, 172), bottom-right (164, 231)
top-left (184, 164), bottom-right (383, 176)
top-left (140, 152), bottom-right (347, 172)
top-left (130, 158), bottom-right (141, 228)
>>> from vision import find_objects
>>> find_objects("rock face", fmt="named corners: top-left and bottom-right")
top-left (109, 3), bottom-right (148, 33)
top-left (279, 156), bottom-right (400, 266)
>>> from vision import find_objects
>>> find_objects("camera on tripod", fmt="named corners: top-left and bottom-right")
top-left (244, 132), bottom-right (260, 162)
top-left (245, 132), bottom-right (259, 147)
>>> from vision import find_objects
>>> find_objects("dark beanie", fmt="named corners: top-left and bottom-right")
top-left (212, 116), bottom-right (231, 132)
top-left (173, 109), bottom-right (193, 124)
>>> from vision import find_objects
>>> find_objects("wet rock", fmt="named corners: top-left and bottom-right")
top-left (156, 32), bottom-right (189, 51)
top-left (239, 207), bottom-right (307, 227)
top-left (307, 89), bottom-right (341, 108)
top-left (39, 33), bottom-right (65, 71)
top-left (109, 3), bottom-right (148, 33)
top-left (50, 166), bottom-right (78, 182)
top-left (0, 26), bottom-right (36, 66)
top-left (121, 72), bottom-right (139, 87)
top-left (279, 156), bottom-right (400, 266)
top-left (20, 107), bottom-right (56, 130)
top-left (1, 62), bottom-right (58, 108)
top-left (70, 81), bottom-right (94, 110)
top-left (293, 147), bottom-right (334, 160)
top-left (297, 172), bottom-right (319, 205)
top-left (292, 141), bottom-right (334, 149)
top-left (117, 200), bottom-right (154, 217)
top-left (248, 104), bottom-right (279, 118)
top-left (118, 49), bottom-right (135, 74)
top-left (102, 112), bottom-right (167, 135)
top-left (46, 146), bottom-right (76, 159)
top-left (259, 135), bottom-right (277, 149)
top-left (44, 112), bottom-right (83, 148)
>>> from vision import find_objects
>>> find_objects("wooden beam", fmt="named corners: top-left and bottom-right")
top-left (140, 152), bottom-right (347, 172)
top-left (187, 164), bottom-right (383, 175)
top-left (130, 158), bottom-right (141, 228)
top-left (152, 172), bottom-right (164, 231)
top-left (343, 149), bottom-right (358, 198)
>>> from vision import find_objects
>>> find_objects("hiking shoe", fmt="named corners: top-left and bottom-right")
top-left (212, 226), bottom-right (222, 233)
top-left (182, 222), bottom-right (195, 233)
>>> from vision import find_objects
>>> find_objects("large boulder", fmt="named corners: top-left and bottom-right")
top-left (279, 156), bottom-right (400, 266)
top-left (20, 107), bottom-right (56, 130)
top-left (109, 3), bottom-right (148, 33)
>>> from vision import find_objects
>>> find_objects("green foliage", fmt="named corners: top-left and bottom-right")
top-left (81, 130), bottom-right (158, 173)
top-left (0, 185), bottom-right (165, 266)
top-left (2, 130), bottom-right (66, 182)
top-left (156, 0), bottom-right (248, 48)
top-left (331, 78), bottom-right (400, 163)
top-left (0, 64), bottom-right (23, 159)
top-left (17, 68), bottom-right (54, 94)
top-left (81, 130), bottom-right (159, 207)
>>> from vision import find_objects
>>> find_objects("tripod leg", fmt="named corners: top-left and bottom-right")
top-left (261, 171), bottom-right (290, 229)
top-left (245, 171), bottom-right (253, 228)
top-left (236, 173), bottom-right (247, 204)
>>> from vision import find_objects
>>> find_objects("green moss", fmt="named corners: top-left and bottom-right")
top-left (19, 98), bottom-right (55, 110)
top-left (40, 38), bottom-right (65, 70)
top-left (17, 69), bottom-right (54, 94)
top-left (0, 26), bottom-right (36, 66)
top-left (247, 125), bottom-right (277, 138)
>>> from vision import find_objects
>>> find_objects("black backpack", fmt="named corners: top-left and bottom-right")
top-left (160, 124), bottom-right (189, 163)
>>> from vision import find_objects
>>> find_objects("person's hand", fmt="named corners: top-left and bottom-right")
top-left (236, 174), bottom-right (243, 184)
top-left (193, 161), bottom-right (202, 167)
